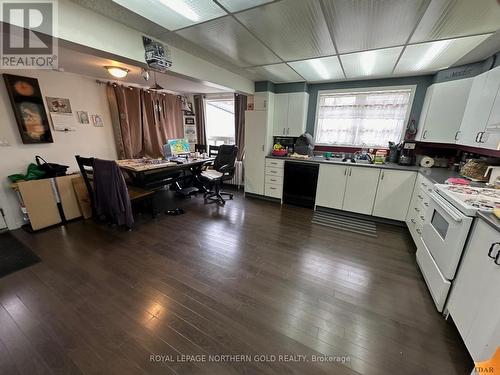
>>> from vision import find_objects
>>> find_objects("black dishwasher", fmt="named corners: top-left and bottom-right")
top-left (283, 162), bottom-right (319, 208)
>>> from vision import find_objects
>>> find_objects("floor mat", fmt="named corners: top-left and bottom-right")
top-left (312, 209), bottom-right (377, 237)
top-left (0, 232), bottom-right (40, 278)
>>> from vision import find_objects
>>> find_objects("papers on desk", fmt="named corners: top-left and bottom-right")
top-left (116, 158), bottom-right (178, 172)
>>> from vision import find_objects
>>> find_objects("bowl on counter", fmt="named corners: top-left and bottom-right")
top-left (272, 149), bottom-right (288, 157)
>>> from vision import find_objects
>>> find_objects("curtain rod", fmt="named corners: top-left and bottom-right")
top-left (95, 79), bottom-right (183, 97)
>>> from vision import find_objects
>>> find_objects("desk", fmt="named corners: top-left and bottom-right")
top-left (116, 158), bottom-right (213, 189)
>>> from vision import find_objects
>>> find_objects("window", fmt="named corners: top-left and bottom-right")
top-left (204, 97), bottom-right (235, 146)
top-left (314, 88), bottom-right (414, 147)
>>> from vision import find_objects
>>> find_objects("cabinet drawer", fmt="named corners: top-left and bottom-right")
top-left (265, 175), bottom-right (283, 185)
top-left (265, 159), bottom-right (284, 168)
top-left (265, 167), bottom-right (284, 177)
top-left (415, 189), bottom-right (430, 208)
top-left (265, 184), bottom-right (282, 199)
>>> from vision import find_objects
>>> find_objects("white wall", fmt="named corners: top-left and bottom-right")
top-left (0, 70), bottom-right (117, 229)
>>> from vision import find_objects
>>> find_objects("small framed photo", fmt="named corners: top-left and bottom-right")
top-left (92, 114), bottom-right (104, 127)
top-left (77, 111), bottom-right (89, 124)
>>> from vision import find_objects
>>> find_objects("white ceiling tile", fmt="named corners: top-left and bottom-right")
top-left (411, 0), bottom-right (500, 43)
top-left (321, 0), bottom-right (429, 54)
top-left (288, 56), bottom-right (344, 82)
top-left (235, 0), bottom-right (336, 61)
top-left (395, 34), bottom-right (492, 74)
top-left (340, 47), bottom-right (404, 79)
top-left (246, 64), bottom-right (304, 83)
top-left (217, 0), bottom-right (274, 13)
top-left (177, 16), bottom-right (280, 67)
top-left (112, 0), bottom-right (226, 30)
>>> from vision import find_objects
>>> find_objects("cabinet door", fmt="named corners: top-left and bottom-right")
top-left (315, 164), bottom-right (348, 210)
top-left (419, 79), bottom-right (472, 143)
top-left (244, 110), bottom-right (267, 195)
top-left (373, 170), bottom-right (417, 221)
top-left (342, 167), bottom-right (380, 215)
top-left (416, 85), bottom-right (434, 141)
top-left (482, 68), bottom-right (500, 150)
top-left (287, 92), bottom-right (308, 137)
top-left (273, 94), bottom-right (288, 136)
top-left (447, 220), bottom-right (500, 361)
top-left (458, 72), bottom-right (491, 147)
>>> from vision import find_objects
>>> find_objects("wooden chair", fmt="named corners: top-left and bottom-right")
top-left (75, 155), bottom-right (156, 219)
top-left (208, 145), bottom-right (220, 157)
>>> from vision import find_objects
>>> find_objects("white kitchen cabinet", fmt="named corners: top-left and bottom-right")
top-left (273, 92), bottom-right (308, 136)
top-left (244, 110), bottom-right (267, 195)
top-left (447, 219), bottom-right (500, 361)
top-left (373, 170), bottom-right (417, 221)
top-left (458, 66), bottom-right (500, 150)
top-left (315, 164), bottom-right (348, 210)
top-left (416, 78), bottom-right (472, 143)
top-left (342, 167), bottom-right (380, 215)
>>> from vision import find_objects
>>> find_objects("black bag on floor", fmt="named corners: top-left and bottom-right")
top-left (35, 155), bottom-right (68, 178)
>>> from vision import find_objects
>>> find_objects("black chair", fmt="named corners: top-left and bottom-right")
top-left (199, 145), bottom-right (238, 205)
top-left (208, 145), bottom-right (220, 157)
top-left (195, 144), bottom-right (207, 154)
top-left (75, 155), bottom-right (155, 220)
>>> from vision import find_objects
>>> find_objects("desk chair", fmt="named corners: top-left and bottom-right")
top-left (75, 155), bottom-right (155, 224)
top-left (208, 145), bottom-right (220, 157)
top-left (200, 145), bottom-right (238, 205)
top-left (195, 144), bottom-right (207, 154)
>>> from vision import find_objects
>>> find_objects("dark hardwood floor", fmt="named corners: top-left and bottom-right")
top-left (0, 190), bottom-right (472, 375)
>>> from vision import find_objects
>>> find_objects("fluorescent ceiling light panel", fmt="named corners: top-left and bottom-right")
top-left (395, 34), bottom-right (492, 74)
top-left (411, 0), bottom-right (500, 43)
top-left (340, 47), bottom-right (403, 78)
top-left (217, 0), bottom-right (274, 13)
top-left (246, 64), bottom-right (304, 83)
top-left (288, 56), bottom-right (344, 82)
top-left (112, 0), bottom-right (226, 30)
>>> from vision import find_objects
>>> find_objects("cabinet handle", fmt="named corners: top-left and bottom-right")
top-left (495, 252), bottom-right (500, 266)
top-left (454, 131), bottom-right (461, 141)
top-left (422, 130), bottom-right (428, 139)
top-left (283, 127), bottom-right (286, 134)
top-left (381, 171), bottom-right (384, 180)
top-left (418, 194), bottom-right (423, 200)
top-left (344, 168), bottom-right (347, 176)
top-left (421, 182), bottom-right (427, 187)
top-left (349, 168), bottom-right (352, 176)
top-left (479, 131), bottom-right (486, 143)
top-left (488, 242), bottom-right (500, 259)
top-left (424, 202), bottom-right (429, 207)
top-left (475, 131), bottom-right (485, 143)
top-left (270, 179), bottom-right (276, 182)
top-left (420, 215), bottom-right (425, 221)
top-left (411, 219), bottom-right (416, 224)
top-left (415, 207), bottom-right (420, 212)
top-left (287, 128), bottom-right (290, 135)
top-left (261, 145), bottom-right (265, 151)
top-left (416, 229), bottom-right (422, 235)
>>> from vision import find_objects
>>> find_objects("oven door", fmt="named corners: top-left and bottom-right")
top-left (422, 192), bottom-right (473, 280)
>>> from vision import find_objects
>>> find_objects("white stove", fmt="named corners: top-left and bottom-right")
top-left (435, 184), bottom-right (500, 216)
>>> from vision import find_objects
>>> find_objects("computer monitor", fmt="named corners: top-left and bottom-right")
top-left (165, 138), bottom-right (190, 156)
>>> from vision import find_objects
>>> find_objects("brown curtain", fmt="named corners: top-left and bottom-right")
top-left (234, 93), bottom-right (247, 160)
top-left (106, 84), bottom-right (184, 159)
top-left (194, 94), bottom-right (206, 145)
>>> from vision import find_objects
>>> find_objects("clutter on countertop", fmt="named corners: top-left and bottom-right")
top-left (460, 159), bottom-right (490, 182)
top-left (272, 143), bottom-right (288, 157)
top-left (374, 149), bottom-right (387, 164)
top-left (8, 163), bottom-right (46, 182)
top-left (484, 166), bottom-right (500, 185)
top-left (445, 177), bottom-right (470, 185)
top-left (289, 152), bottom-right (311, 160)
top-left (294, 133), bottom-right (314, 156)
top-left (419, 155), bottom-right (435, 168)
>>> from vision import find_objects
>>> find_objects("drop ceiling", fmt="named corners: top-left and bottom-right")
top-left (71, 0), bottom-right (500, 84)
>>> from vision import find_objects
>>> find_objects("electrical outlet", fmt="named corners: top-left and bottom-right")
top-left (0, 137), bottom-right (10, 146)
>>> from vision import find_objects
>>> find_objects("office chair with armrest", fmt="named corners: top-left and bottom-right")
top-left (200, 145), bottom-right (238, 205)
top-left (208, 145), bottom-right (220, 157)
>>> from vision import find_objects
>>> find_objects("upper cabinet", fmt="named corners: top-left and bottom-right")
top-left (273, 92), bottom-right (309, 137)
top-left (457, 66), bottom-right (500, 151)
top-left (416, 78), bottom-right (473, 144)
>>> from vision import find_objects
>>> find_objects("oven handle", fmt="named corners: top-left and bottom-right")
top-left (430, 192), bottom-right (464, 223)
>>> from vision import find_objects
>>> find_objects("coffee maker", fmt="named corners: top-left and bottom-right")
top-left (398, 141), bottom-right (416, 166)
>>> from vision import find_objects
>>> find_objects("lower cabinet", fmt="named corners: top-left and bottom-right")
top-left (373, 170), bottom-right (417, 221)
top-left (315, 164), bottom-right (348, 210)
top-left (446, 219), bottom-right (500, 362)
top-left (342, 167), bottom-right (380, 215)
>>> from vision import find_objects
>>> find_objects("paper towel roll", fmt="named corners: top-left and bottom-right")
top-left (420, 156), bottom-right (435, 168)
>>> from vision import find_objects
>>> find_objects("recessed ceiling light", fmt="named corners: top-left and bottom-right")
top-left (309, 59), bottom-right (329, 80)
top-left (159, 0), bottom-right (200, 22)
top-left (413, 39), bottom-right (452, 71)
top-left (105, 66), bottom-right (129, 78)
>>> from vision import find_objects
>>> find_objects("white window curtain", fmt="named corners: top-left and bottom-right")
top-left (315, 89), bottom-right (412, 147)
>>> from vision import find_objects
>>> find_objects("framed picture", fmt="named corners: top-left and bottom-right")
top-left (77, 111), bottom-right (89, 124)
top-left (184, 116), bottom-right (195, 125)
top-left (3, 74), bottom-right (53, 144)
top-left (92, 114), bottom-right (104, 127)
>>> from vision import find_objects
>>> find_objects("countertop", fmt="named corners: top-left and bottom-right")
top-left (266, 155), bottom-right (460, 184)
top-left (477, 211), bottom-right (500, 232)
